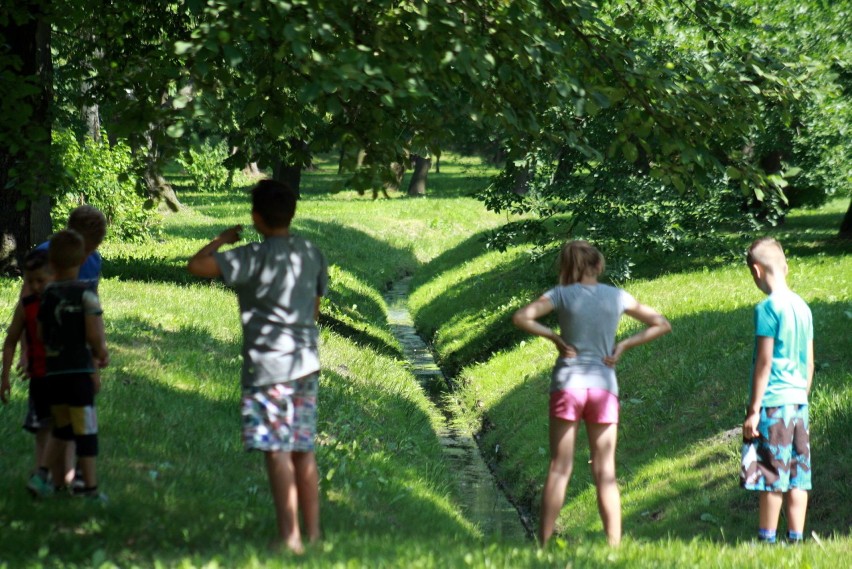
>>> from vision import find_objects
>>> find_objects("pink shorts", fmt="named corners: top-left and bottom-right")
top-left (550, 388), bottom-right (619, 424)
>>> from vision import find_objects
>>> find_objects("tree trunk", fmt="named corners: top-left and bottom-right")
top-left (80, 46), bottom-right (102, 142)
top-left (81, 102), bottom-right (101, 142)
top-left (840, 197), bottom-right (852, 239)
top-left (273, 139), bottom-right (308, 197)
top-left (143, 128), bottom-right (181, 211)
top-left (385, 162), bottom-right (405, 191)
top-left (407, 154), bottom-right (431, 196)
top-left (0, 2), bottom-right (53, 274)
top-left (273, 159), bottom-right (302, 198)
top-left (510, 161), bottom-right (534, 196)
top-left (434, 154), bottom-right (440, 174)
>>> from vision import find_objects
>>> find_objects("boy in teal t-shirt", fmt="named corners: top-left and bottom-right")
top-left (741, 237), bottom-right (814, 545)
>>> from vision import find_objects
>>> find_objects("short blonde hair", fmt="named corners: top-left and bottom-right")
top-left (747, 237), bottom-right (787, 274)
top-left (559, 240), bottom-right (604, 285)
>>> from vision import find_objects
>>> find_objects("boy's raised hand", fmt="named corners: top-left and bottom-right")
top-left (218, 225), bottom-right (243, 244)
top-left (188, 225), bottom-right (243, 278)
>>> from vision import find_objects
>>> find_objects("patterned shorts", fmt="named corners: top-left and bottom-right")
top-left (741, 404), bottom-right (811, 492)
top-left (241, 373), bottom-right (318, 453)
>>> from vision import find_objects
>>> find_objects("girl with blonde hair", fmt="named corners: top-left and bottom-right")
top-left (513, 240), bottom-right (671, 546)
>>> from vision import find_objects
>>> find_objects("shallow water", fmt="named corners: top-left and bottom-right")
top-left (384, 277), bottom-right (530, 541)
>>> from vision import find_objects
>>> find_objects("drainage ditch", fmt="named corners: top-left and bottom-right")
top-left (384, 276), bottom-right (531, 541)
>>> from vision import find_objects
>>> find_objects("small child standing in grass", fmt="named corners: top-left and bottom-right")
top-left (513, 240), bottom-right (671, 547)
top-left (740, 237), bottom-right (814, 545)
top-left (188, 179), bottom-right (327, 554)
top-left (2, 249), bottom-right (54, 490)
top-left (23, 205), bottom-right (107, 488)
top-left (37, 230), bottom-right (109, 500)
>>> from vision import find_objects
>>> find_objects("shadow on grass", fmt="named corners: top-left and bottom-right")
top-left (0, 317), bottom-right (475, 567)
top-left (409, 229), bottom-right (556, 376)
top-left (410, 203), bottom-right (850, 377)
top-left (292, 156), bottom-right (495, 200)
top-left (474, 299), bottom-right (851, 544)
top-left (103, 213), bottom-right (417, 358)
top-left (296, 219), bottom-right (420, 289)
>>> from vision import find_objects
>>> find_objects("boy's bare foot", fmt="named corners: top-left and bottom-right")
top-left (269, 537), bottom-right (304, 555)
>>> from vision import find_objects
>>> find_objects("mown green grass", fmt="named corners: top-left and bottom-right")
top-left (0, 157), bottom-right (849, 567)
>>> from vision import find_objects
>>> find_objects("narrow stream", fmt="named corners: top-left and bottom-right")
top-left (384, 277), bottom-right (530, 541)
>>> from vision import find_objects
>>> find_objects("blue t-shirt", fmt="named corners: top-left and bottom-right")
top-left (36, 241), bottom-right (102, 286)
top-left (752, 290), bottom-right (813, 407)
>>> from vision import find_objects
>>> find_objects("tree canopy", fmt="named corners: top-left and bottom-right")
top-left (1, 0), bottom-right (849, 272)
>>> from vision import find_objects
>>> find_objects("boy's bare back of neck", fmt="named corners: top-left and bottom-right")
top-left (51, 266), bottom-right (81, 282)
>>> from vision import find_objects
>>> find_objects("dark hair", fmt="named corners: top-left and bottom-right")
top-left (48, 229), bottom-right (86, 270)
top-left (68, 205), bottom-right (106, 251)
top-left (252, 179), bottom-right (297, 228)
top-left (23, 248), bottom-right (49, 272)
top-left (558, 240), bottom-right (605, 285)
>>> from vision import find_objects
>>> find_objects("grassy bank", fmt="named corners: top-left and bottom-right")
top-left (0, 156), bottom-right (849, 566)
top-left (410, 197), bottom-right (851, 551)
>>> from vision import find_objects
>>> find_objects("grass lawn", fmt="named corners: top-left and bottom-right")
top-left (0, 156), bottom-right (849, 567)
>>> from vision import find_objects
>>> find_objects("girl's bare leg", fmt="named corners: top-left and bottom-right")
top-left (539, 418), bottom-right (579, 546)
top-left (587, 422), bottom-right (621, 546)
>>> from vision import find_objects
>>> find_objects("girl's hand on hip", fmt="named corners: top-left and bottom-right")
top-left (603, 342), bottom-right (626, 368)
top-left (554, 338), bottom-right (576, 358)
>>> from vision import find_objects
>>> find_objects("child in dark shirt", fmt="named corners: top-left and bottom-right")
top-left (2, 249), bottom-right (53, 492)
top-left (35, 230), bottom-right (109, 499)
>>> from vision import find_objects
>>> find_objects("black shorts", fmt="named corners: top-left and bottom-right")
top-left (23, 376), bottom-right (52, 433)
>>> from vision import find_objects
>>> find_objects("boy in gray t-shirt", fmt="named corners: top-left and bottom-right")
top-left (188, 179), bottom-right (327, 554)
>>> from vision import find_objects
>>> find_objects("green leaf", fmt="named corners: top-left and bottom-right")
top-left (172, 94), bottom-right (191, 110)
top-left (166, 123), bottom-right (185, 138)
top-left (622, 142), bottom-right (638, 163)
top-left (174, 41), bottom-right (194, 55)
top-left (222, 45), bottom-right (243, 67)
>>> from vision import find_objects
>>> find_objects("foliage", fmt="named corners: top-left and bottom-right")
top-left (52, 129), bottom-right (160, 242)
top-left (176, 140), bottom-right (232, 193)
top-left (161, 0), bottom-right (799, 201)
top-left (480, 156), bottom-right (759, 280)
top-left (478, 0), bottom-right (851, 253)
